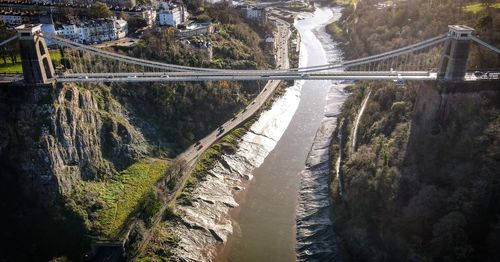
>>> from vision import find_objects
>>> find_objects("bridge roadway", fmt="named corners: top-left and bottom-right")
top-left (56, 71), bottom-right (438, 82)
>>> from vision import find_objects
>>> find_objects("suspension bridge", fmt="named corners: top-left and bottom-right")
top-left (1, 24), bottom-right (499, 85)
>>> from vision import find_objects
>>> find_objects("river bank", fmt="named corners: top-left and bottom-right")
top-left (325, 0), bottom-right (500, 260)
top-left (294, 6), bottom-right (347, 262)
top-left (161, 6), bottom-right (349, 262)
top-left (220, 6), bottom-right (348, 262)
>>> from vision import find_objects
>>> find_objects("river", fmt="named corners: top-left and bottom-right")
top-left (170, 6), bottom-right (346, 262)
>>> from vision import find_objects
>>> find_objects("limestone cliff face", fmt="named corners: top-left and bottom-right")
top-left (2, 83), bottom-right (150, 200)
top-left (0, 83), bottom-right (153, 260)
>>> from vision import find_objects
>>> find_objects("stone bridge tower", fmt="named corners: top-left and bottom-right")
top-left (438, 25), bottom-right (474, 81)
top-left (15, 24), bottom-right (55, 84)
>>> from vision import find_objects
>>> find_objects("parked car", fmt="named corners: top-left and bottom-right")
top-left (197, 144), bottom-right (203, 150)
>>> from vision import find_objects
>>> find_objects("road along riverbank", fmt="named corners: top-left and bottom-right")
top-left (166, 6), bottom-right (348, 262)
top-left (219, 6), bottom-right (348, 262)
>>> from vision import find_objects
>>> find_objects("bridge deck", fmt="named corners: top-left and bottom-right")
top-left (56, 71), bottom-right (438, 82)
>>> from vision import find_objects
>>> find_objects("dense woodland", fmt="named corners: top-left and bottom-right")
top-left (328, 0), bottom-right (500, 261)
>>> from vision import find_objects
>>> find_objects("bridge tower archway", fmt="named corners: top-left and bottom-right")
top-left (15, 24), bottom-right (55, 84)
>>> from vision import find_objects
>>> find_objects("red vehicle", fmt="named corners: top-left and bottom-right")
top-left (197, 144), bottom-right (204, 150)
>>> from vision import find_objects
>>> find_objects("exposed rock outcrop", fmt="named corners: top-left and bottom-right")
top-left (11, 84), bottom-right (149, 197)
top-left (0, 82), bottom-right (153, 260)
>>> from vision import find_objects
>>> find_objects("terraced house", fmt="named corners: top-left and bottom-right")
top-left (55, 17), bottom-right (127, 44)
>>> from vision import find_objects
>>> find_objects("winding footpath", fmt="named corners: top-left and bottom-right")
top-left (351, 89), bottom-right (371, 153)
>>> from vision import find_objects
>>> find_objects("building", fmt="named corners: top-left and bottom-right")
top-left (157, 2), bottom-right (188, 27)
top-left (184, 39), bottom-right (212, 61)
top-left (0, 2), bottom-right (157, 27)
top-left (240, 6), bottom-right (267, 22)
top-left (114, 18), bottom-right (127, 38)
top-left (178, 22), bottom-right (213, 38)
top-left (110, 6), bottom-right (156, 27)
top-left (0, 10), bottom-right (35, 25)
top-left (158, 0), bottom-right (186, 27)
top-left (54, 17), bottom-right (128, 44)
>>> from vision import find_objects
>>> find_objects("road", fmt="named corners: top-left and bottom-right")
top-left (56, 71), bottom-right (439, 82)
top-left (0, 74), bottom-right (22, 83)
top-left (131, 17), bottom-right (292, 259)
top-left (177, 17), bottom-right (291, 167)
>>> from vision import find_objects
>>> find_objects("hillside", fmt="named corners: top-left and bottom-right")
top-left (0, 3), bottom-right (272, 260)
top-left (327, 0), bottom-right (500, 261)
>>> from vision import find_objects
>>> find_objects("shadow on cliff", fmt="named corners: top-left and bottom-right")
top-left (397, 81), bottom-right (500, 260)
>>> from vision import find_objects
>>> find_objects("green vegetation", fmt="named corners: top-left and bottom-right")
top-left (139, 191), bottom-right (163, 226)
top-left (331, 81), bottom-right (500, 261)
top-left (464, 2), bottom-right (500, 13)
top-left (180, 79), bottom-right (290, 194)
top-left (88, 2), bottom-right (113, 19)
top-left (105, 2), bottom-right (271, 156)
top-left (327, 0), bottom-right (499, 68)
top-left (0, 60), bottom-right (22, 74)
top-left (283, 3), bottom-right (316, 12)
top-left (180, 124), bottom-right (250, 196)
top-left (328, 0), bottom-right (500, 260)
top-left (0, 51), bottom-right (62, 74)
top-left (325, 22), bottom-right (343, 40)
top-left (137, 220), bottom-right (180, 260)
top-left (70, 159), bottom-right (168, 238)
top-left (321, 0), bottom-right (359, 6)
top-left (0, 0), bottom-right (277, 260)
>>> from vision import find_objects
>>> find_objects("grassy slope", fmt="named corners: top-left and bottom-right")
top-left (71, 159), bottom-right (168, 239)
top-left (464, 2), bottom-right (500, 13)
top-left (0, 50), bottom-right (61, 73)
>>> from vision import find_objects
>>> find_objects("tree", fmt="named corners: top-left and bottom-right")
top-left (127, 17), bottom-right (147, 32)
top-left (88, 3), bottom-right (112, 19)
top-left (431, 212), bottom-right (473, 260)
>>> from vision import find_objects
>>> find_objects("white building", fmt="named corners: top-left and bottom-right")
top-left (158, 3), bottom-right (188, 27)
top-left (114, 18), bottom-right (128, 38)
top-left (0, 11), bottom-right (23, 25)
top-left (54, 18), bottom-right (128, 44)
top-left (241, 6), bottom-right (267, 22)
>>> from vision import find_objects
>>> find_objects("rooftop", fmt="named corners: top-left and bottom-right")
top-left (15, 23), bottom-right (42, 33)
top-left (449, 25), bottom-right (474, 32)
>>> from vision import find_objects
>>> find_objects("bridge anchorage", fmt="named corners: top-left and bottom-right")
top-left (1, 24), bottom-right (498, 84)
